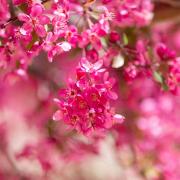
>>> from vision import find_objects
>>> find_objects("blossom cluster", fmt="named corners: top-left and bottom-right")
top-left (53, 58), bottom-right (124, 135)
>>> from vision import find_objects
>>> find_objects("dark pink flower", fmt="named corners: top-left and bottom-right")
top-left (156, 43), bottom-right (176, 61)
top-left (43, 32), bottom-right (71, 62)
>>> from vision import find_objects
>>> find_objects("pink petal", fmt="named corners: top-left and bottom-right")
top-left (18, 13), bottom-right (31, 22)
top-left (93, 60), bottom-right (103, 70)
top-left (103, 72), bottom-right (109, 81)
top-left (19, 28), bottom-right (28, 36)
top-left (46, 32), bottom-right (53, 42)
top-left (38, 15), bottom-right (50, 25)
top-left (97, 68), bottom-right (106, 73)
top-left (20, 23), bottom-right (33, 35)
top-left (59, 42), bottom-right (71, 52)
top-left (80, 58), bottom-right (91, 70)
top-left (58, 89), bottom-right (67, 96)
top-left (53, 98), bottom-right (60, 104)
top-left (104, 119), bottom-right (113, 128)
top-left (113, 114), bottom-right (124, 123)
top-left (35, 24), bottom-right (46, 37)
top-left (109, 77), bottom-right (116, 86)
top-left (107, 91), bottom-right (118, 100)
top-left (47, 50), bottom-right (54, 62)
top-left (47, 46), bottom-right (59, 62)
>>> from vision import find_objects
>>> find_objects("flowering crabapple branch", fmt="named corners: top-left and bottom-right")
top-left (0, 1), bottom-right (180, 179)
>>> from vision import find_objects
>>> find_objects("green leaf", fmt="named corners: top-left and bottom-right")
top-left (100, 37), bottom-right (107, 47)
top-left (153, 71), bottom-right (169, 91)
top-left (123, 33), bottom-right (128, 45)
top-left (153, 71), bottom-right (163, 84)
top-left (162, 83), bottom-right (169, 91)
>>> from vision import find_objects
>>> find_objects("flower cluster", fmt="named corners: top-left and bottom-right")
top-left (0, 1), bottom-right (71, 68)
top-left (53, 58), bottom-right (124, 135)
top-left (154, 43), bottom-right (180, 94)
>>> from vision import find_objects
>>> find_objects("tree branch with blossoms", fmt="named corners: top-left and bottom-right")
top-left (0, 0), bottom-right (180, 179)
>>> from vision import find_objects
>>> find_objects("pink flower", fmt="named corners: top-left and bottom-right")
top-left (78, 27), bottom-right (102, 49)
top-left (52, 12), bottom-right (68, 37)
top-left (18, 4), bottom-right (50, 38)
top-left (156, 43), bottom-right (176, 61)
top-left (65, 26), bottom-right (79, 47)
top-left (124, 63), bottom-right (138, 81)
top-left (43, 32), bottom-right (71, 62)
top-left (167, 57), bottom-right (180, 94)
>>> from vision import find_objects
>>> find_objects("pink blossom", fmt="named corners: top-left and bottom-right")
top-left (43, 32), bottom-right (71, 62)
top-left (18, 4), bottom-right (50, 38)
top-left (167, 57), bottom-right (180, 94)
top-left (156, 43), bottom-right (176, 61)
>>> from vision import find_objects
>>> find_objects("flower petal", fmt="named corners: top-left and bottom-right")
top-left (93, 60), bottom-right (103, 70)
top-left (107, 91), bottom-right (118, 100)
top-left (18, 13), bottom-right (31, 22)
top-left (59, 42), bottom-right (71, 52)
top-left (80, 57), bottom-right (91, 71)
top-left (38, 15), bottom-right (50, 25)
top-left (113, 114), bottom-right (124, 123)
top-left (35, 24), bottom-right (46, 37)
